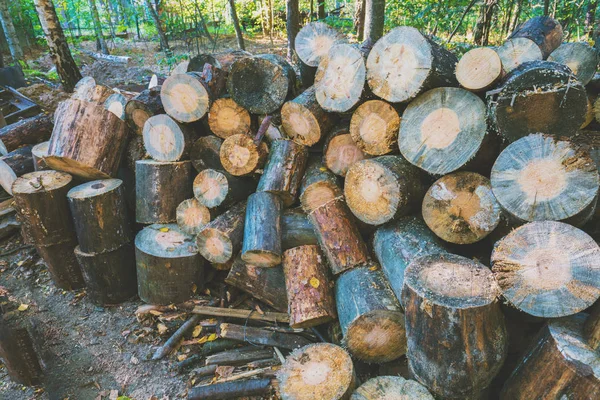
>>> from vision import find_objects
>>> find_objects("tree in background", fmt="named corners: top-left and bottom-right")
top-left (89, 0), bottom-right (109, 54)
top-left (317, 0), bottom-right (325, 19)
top-left (286, 0), bottom-right (299, 60)
top-left (474, 0), bottom-right (498, 45)
top-left (0, 0), bottom-right (24, 65)
top-left (354, 0), bottom-right (365, 41)
top-left (228, 0), bottom-right (245, 50)
top-left (144, 0), bottom-right (170, 51)
top-left (365, 0), bottom-right (385, 42)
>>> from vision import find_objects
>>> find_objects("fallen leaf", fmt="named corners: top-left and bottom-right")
top-left (215, 365), bottom-right (235, 378)
top-left (177, 354), bottom-right (187, 361)
top-left (309, 277), bottom-right (320, 288)
top-left (192, 325), bottom-right (202, 338)
top-left (207, 333), bottom-right (217, 342)
top-left (156, 323), bottom-right (168, 335)
top-left (159, 227), bottom-right (170, 232)
top-left (17, 304), bottom-right (28, 311)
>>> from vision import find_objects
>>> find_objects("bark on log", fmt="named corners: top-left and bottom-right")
top-left (135, 160), bottom-right (193, 224)
top-left (0, 113), bottom-right (53, 155)
top-left (47, 99), bottom-right (129, 180)
top-left (241, 191), bottom-right (282, 267)
top-left (219, 323), bottom-right (311, 350)
top-left (398, 87), bottom-right (487, 175)
top-left (188, 378), bottom-right (272, 400)
top-left (36, 239), bottom-right (85, 289)
top-left (125, 86), bottom-right (164, 135)
top-left (176, 198), bottom-right (211, 235)
top-left (344, 155), bottom-right (425, 226)
top-left (509, 16), bottom-right (564, 59)
top-left (31, 141), bottom-right (49, 171)
top-left (491, 221), bottom-right (600, 318)
top-left (219, 133), bottom-right (268, 176)
top-left (323, 124), bottom-right (367, 176)
top-left (281, 208), bottom-right (318, 250)
top-left (196, 202), bottom-right (246, 264)
top-left (193, 168), bottom-right (255, 209)
top-left (103, 92), bottom-right (128, 120)
top-left (142, 114), bottom-right (195, 162)
top-left (496, 37), bottom-right (543, 73)
top-left (204, 347), bottom-right (274, 366)
top-left (207, 98), bottom-right (252, 139)
top-left (135, 223), bottom-right (204, 305)
top-left (277, 343), bottom-right (355, 400)
top-left (72, 77), bottom-right (114, 105)
top-left (295, 22), bottom-right (347, 67)
top-left (125, 135), bottom-right (149, 173)
top-left (366, 27), bottom-right (458, 103)
top-left (190, 135), bottom-right (223, 172)
top-left (349, 100), bottom-right (400, 156)
top-left (188, 50), bottom-right (252, 73)
top-left (67, 179), bottom-right (132, 253)
top-left (402, 253), bottom-right (507, 399)
top-left (455, 47), bottom-right (503, 91)
top-left (548, 41), bottom-right (599, 85)
top-left (161, 72), bottom-right (212, 123)
top-left (491, 133), bottom-right (599, 226)
top-left (351, 376), bottom-right (434, 400)
top-left (0, 145), bottom-right (34, 195)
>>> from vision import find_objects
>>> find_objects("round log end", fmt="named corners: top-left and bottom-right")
top-left (324, 132), bottom-right (366, 177)
top-left (196, 227), bottom-right (233, 264)
top-left (208, 98), bottom-right (252, 139)
top-left (350, 100), bottom-right (400, 156)
top-left (161, 73), bottom-right (210, 123)
top-left (220, 134), bottom-right (267, 176)
top-left (13, 170), bottom-right (73, 195)
top-left (295, 22), bottom-right (347, 67)
top-left (135, 223), bottom-right (198, 259)
top-left (455, 47), bottom-right (503, 91)
top-left (176, 198), bottom-right (211, 236)
top-left (496, 38), bottom-right (543, 74)
top-left (67, 178), bottom-right (122, 200)
top-left (193, 169), bottom-right (229, 208)
top-left (142, 114), bottom-right (188, 162)
top-left (281, 99), bottom-right (322, 146)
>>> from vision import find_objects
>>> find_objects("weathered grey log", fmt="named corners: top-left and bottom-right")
top-left (548, 41), bottom-right (599, 85)
top-left (0, 113), bottom-right (53, 155)
top-left (0, 145), bottom-right (34, 195)
top-left (241, 192), bottom-right (282, 268)
top-left (196, 202), bottom-right (246, 264)
top-left (281, 208), bottom-right (318, 250)
top-left (508, 16), bottom-right (564, 59)
top-left (125, 86), bottom-right (164, 135)
top-left (188, 378), bottom-right (272, 400)
top-left (31, 141), bottom-right (49, 171)
top-left (219, 323), bottom-right (311, 350)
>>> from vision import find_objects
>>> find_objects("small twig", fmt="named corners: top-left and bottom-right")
top-left (253, 116), bottom-right (273, 145)
top-left (152, 314), bottom-right (202, 360)
top-left (192, 305), bottom-right (289, 323)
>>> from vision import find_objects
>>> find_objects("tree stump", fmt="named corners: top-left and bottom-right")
top-left (281, 208), bottom-right (318, 250)
top-left (496, 37), bottom-right (543, 73)
top-left (366, 26), bottom-right (458, 103)
top-left (402, 253), bottom-right (508, 399)
top-left (323, 124), bottom-right (367, 176)
top-left (491, 221), bottom-right (600, 318)
top-left (125, 86), bottom-right (164, 135)
top-left (295, 22), bottom-right (347, 67)
top-left (508, 16), bottom-right (564, 59)
top-left (161, 72), bottom-right (211, 123)
top-left (455, 47), bottom-right (503, 91)
top-left (344, 155), bottom-right (424, 225)
top-left (196, 202), bottom-right (246, 264)
top-left (35, 240), bottom-right (85, 290)
top-left (491, 133), bottom-right (599, 226)
top-left (0, 113), bottom-right (53, 154)
top-left (207, 98), bottom-right (252, 139)
top-left (0, 145), bottom-right (34, 195)
top-left (336, 265), bottom-right (406, 363)
top-left (349, 100), bottom-right (400, 155)
top-left (351, 376), bottom-right (434, 400)
top-left (190, 135), bottom-right (223, 172)
top-left (103, 92), bottom-right (128, 120)
top-left (548, 41), bottom-right (599, 85)
top-left (135, 223), bottom-right (204, 305)
top-left (241, 192), bottom-right (282, 268)
top-left (31, 141), bottom-right (49, 171)
top-left (399, 87), bottom-right (487, 175)
top-left (142, 114), bottom-right (194, 162)
top-left (193, 168), bottom-right (255, 209)
top-left (135, 160), bottom-right (193, 224)
top-left (220, 133), bottom-right (268, 176)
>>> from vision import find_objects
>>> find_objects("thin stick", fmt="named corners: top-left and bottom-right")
top-left (152, 314), bottom-right (202, 360)
top-left (254, 115), bottom-right (273, 145)
top-left (192, 305), bottom-right (290, 323)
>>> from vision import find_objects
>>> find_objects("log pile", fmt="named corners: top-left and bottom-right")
top-left (2, 15), bottom-right (600, 400)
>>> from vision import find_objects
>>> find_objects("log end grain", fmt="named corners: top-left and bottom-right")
top-left (142, 114), bottom-right (189, 162)
top-left (176, 198), bottom-right (211, 236)
top-left (295, 21), bottom-right (347, 67)
top-left (349, 100), bottom-right (400, 156)
top-left (455, 47), bottom-right (503, 91)
top-left (220, 133), bottom-right (268, 176)
top-left (495, 38), bottom-right (543, 74)
top-left (548, 41), bottom-right (599, 85)
top-left (160, 73), bottom-right (210, 123)
top-left (207, 98), bottom-right (251, 139)
top-left (323, 129), bottom-right (367, 177)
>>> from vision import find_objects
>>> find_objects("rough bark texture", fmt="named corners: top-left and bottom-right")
top-left (188, 379), bottom-right (272, 400)
top-left (35, 239), bottom-right (85, 290)
top-left (125, 86), bottom-right (164, 135)
top-left (509, 16), bottom-right (564, 59)
top-left (32, 141), bottom-right (49, 171)
top-left (0, 114), bottom-right (52, 155)
top-left (196, 202), bottom-right (246, 264)
top-left (241, 191), bottom-right (282, 267)
top-left (190, 135), bottom-right (223, 172)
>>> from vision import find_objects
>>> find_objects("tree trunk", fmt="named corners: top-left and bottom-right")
top-left (587, 0), bottom-right (598, 37)
top-left (33, 0), bottom-right (82, 92)
top-left (447, 0), bottom-right (478, 42)
top-left (88, 0), bottom-right (108, 54)
top-left (144, 0), bottom-right (169, 51)
top-left (286, 0), bottom-right (299, 60)
top-left (544, 0), bottom-right (550, 15)
top-left (473, 0), bottom-right (498, 46)
top-left (228, 0), bottom-right (245, 50)
top-left (364, 0), bottom-right (385, 42)
top-left (510, 0), bottom-right (524, 32)
top-left (317, 0), bottom-right (325, 19)
top-left (0, 0), bottom-right (24, 64)
top-left (354, 0), bottom-right (366, 41)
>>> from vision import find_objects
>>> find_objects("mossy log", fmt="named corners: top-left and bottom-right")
top-left (196, 202), bottom-right (246, 264)
top-left (241, 192), bottom-right (282, 268)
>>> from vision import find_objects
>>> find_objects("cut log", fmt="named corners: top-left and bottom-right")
top-left (103, 92), bottom-right (127, 120)
top-left (192, 306), bottom-right (288, 324)
top-left (323, 124), bottom-right (367, 176)
top-left (257, 139), bottom-right (308, 206)
top-left (47, 99), bottom-right (129, 180)
top-left (366, 26), bottom-right (458, 103)
top-left (398, 87), bottom-right (487, 175)
top-left (241, 191), bottom-right (282, 268)
top-left (299, 158), bottom-right (342, 209)
top-left (495, 37), bottom-right (543, 73)
top-left (204, 347), bottom-right (274, 366)
top-left (161, 72), bottom-right (211, 123)
top-left (0, 145), bottom-right (34, 195)
top-left (344, 155), bottom-right (425, 225)
top-left (508, 16), bottom-right (564, 59)
top-left (188, 378), bottom-right (272, 400)
top-left (125, 86), bottom-right (164, 135)
top-left (295, 22), bottom-right (347, 67)
top-left (74, 243), bottom-right (137, 305)
top-left (402, 253), bottom-right (507, 399)
top-left (455, 47), bottom-right (503, 91)
top-left (67, 179), bottom-right (132, 253)
top-left (351, 376), bottom-right (434, 400)
top-left (349, 100), bottom-right (400, 156)
top-left (225, 255), bottom-right (288, 312)
top-left (125, 135), bottom-right (149, 173)
top-left (373, 216), bottom-right (447, 305)
top-left (282, 245), bottom-right (336, 328)
top-left (278, 343), bottom-right (355, 400)
top-left (135, 223), bottom-right (204, 305)
top-left (422, 171), bottom-right (502, 244)
top-left (142, 114), bottom-right (194, 162)
top-left (196, 202), bottom-right (246, 264)
top-left (207, 98), bottom-right (252, 139)
top-left (219, 133), bottom-right (268, 176)
top-left (219, 323), bottom-right (311, 350)
top-left (80, 49), bottom-right (131, 64)
top-left (188, 54), bottom-right (220, 72)
top-left (491, 221), bottom-right (600, 318)
top-left (190, 135), bottom-right (223, 172)
top-left (12, 170), bottom-right (76, 246)
top-left (487, 61), bottom-right (587, 142)
top-left (193, 168), bottom-right (255, 209)
top-left (281, 86), bottom-right (338, 146)
top-left (188, 50), bottom-right (253, 73)
top-left (336, 265), bottom-right (406, 363)
top-left (175, 198), bottom-right (211, 235)
top-left (72, 77), bottom-right (114, 105)
top-left (281, 208), bottom-right (318, 250)
top-left (36, 239), bottom-right (85, 289)
top-left (548, 42), bottom-right (599, 85)
top-left (584, 301), bottom-right (600, 349)
top-left (491, 133), bottom-right (599, 226)
top-left (31, 141), bottom-right (49, 171)
top-left (227, 54), bottom-right (296, 114)
top-left (0, 113), bottom-right (53, 154)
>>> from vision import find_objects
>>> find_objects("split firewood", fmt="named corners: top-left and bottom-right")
top-left (219, 133), bottom-right (268, 176)
top-left (176, 198), bottom-right (211, 235)
top-left (323, 124), bottom-right (367, 176)
top-left (0, 113), bottom-right (53, 155)
top-left (125, 86), bottom-right (164, 135)
top-left (351, 376), bottom-right (434, 400)
top-left (0, 145), bottom-right (34, 195)
top-left (219, 323), bottom-right (312, 350)
top-left (495, 38), bottom-right (543, 73)
top-left (103, 92), bottom-right (128, 120)
top-left (281, 208), bottom-right (318, 250)
top-left (31, 141), bottom-right (49, 171)
top-left (241, 192), bottom-right (282, 268)
top-left (142, 114), bottom-right (195, 162)
top-left (161, 72), bottom-right (212, 123)
top-left (548, 42), bottom-right (599, 85)
top-left (349, 100), bottom-right (400, 156)
top-left (403, 253), bottom-right (508, 399)
top-left (207, 98), bottom-right (252, 139)
top-left (190, 135), bottom-right (224, 172)
top-left (193, 168), bottom-right (255, 209)
top-left (508, 15), bottom-right (563, 58)
top-left (455, 47), bottom-right (503, 91)
top-left (188, 378), bottom-right (273, 400)
top-left (295, 21), bottom-right (347, 68)
top-left (196, 202), bottom-right (246, 264)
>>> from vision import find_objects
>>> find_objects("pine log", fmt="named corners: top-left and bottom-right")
top-left (344, 155), bottom-right (425, 225)
top-left (190, 135), bottom-right (223, 172)
top-left (281, 86), bottom-right (338, 146)
top-left (196, 202), bottom-right (246, 264)
top-left (336, 265), bottom-right (406, 363)
top-left (219, 323), bottom-right (311, 350)
top-left (193, 168), bottom-right (254, 209)
top-left (323, 124), bottom-right (367, 176)
top-left (487, 61), bottom-right (587, 142)
top-left (295, 22), bottom-right (347, 67)
top-left (241, 192), bottom-right (282, 267)
top-left (281, 208), bottom-right (318, 250)
top-left (103, 92), bottom-right (128, 120)
top-left (373, 216), bottom-right (447, 305)
top-left (125, 86), bottom-right (164, 135)
top-left (188, 378), bottom-right (272, 400)
top-left (72, 77), bottom-right (114, 104)
top-left (74, 243), bottom-right (137, 305)
top-left (0, 145), bottom-right (34, 195)
top-left (0, 113), bottom-right (53, 155)
top-left (278, 343), bottom-right (355, 400)
top-left (142, 114), bottom-right (195, 162)
top-left (491, 133), bottom-right (599, 226)
top-left (12, 170), bottom-right (76, 246)
top-left (282, 245), bottom-right (336, 328)
top-left (491, 221), bottom-right (600, 318)
top-left (176, 198), bottom-right (211, 235)
top-left (509, 16), bottom-right (564, 59)
top-left (349, 100), bottom-right (400, 156)
top-left (47, 99), bottom-right (129, 180)
top-left (351, 376), bottom-right (434, 400)
top-left (496, 37), bottom-right (543, 73)
top-left (161, 72), bottom-right (211, 123)
top-left (67, 179), bottom-right (132, 253)
top-left (135, 223), bottom-right (204, 305)
top-left (455, 47), bottom-right (503, 91)
top-left (402, 253), bottom-right (507, 399)
top-left (548, 42), bottom-right (599, 85)
top-left (366, 26), bottom-right (458, 103)
top-left (227, 54), bottom-right (296, 114)
top-left (398, 87), bottom-right (487, 175)
top-left (135, 160), bottom-right (193, 224)
top-left (225, 255), bottom-right (288, 312)
top-left (31, 141), bottom-right (49, 171)
top-left (207, 98), bottom-right (252, 139)
top-left (219, 133), bottom-right (268, 176)
top-left (36, 239), bottom-right (85, 289)
top-left (422, 171), bottom-right (502, 244)
top-left (257, 139), bottom-right (308, 206)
